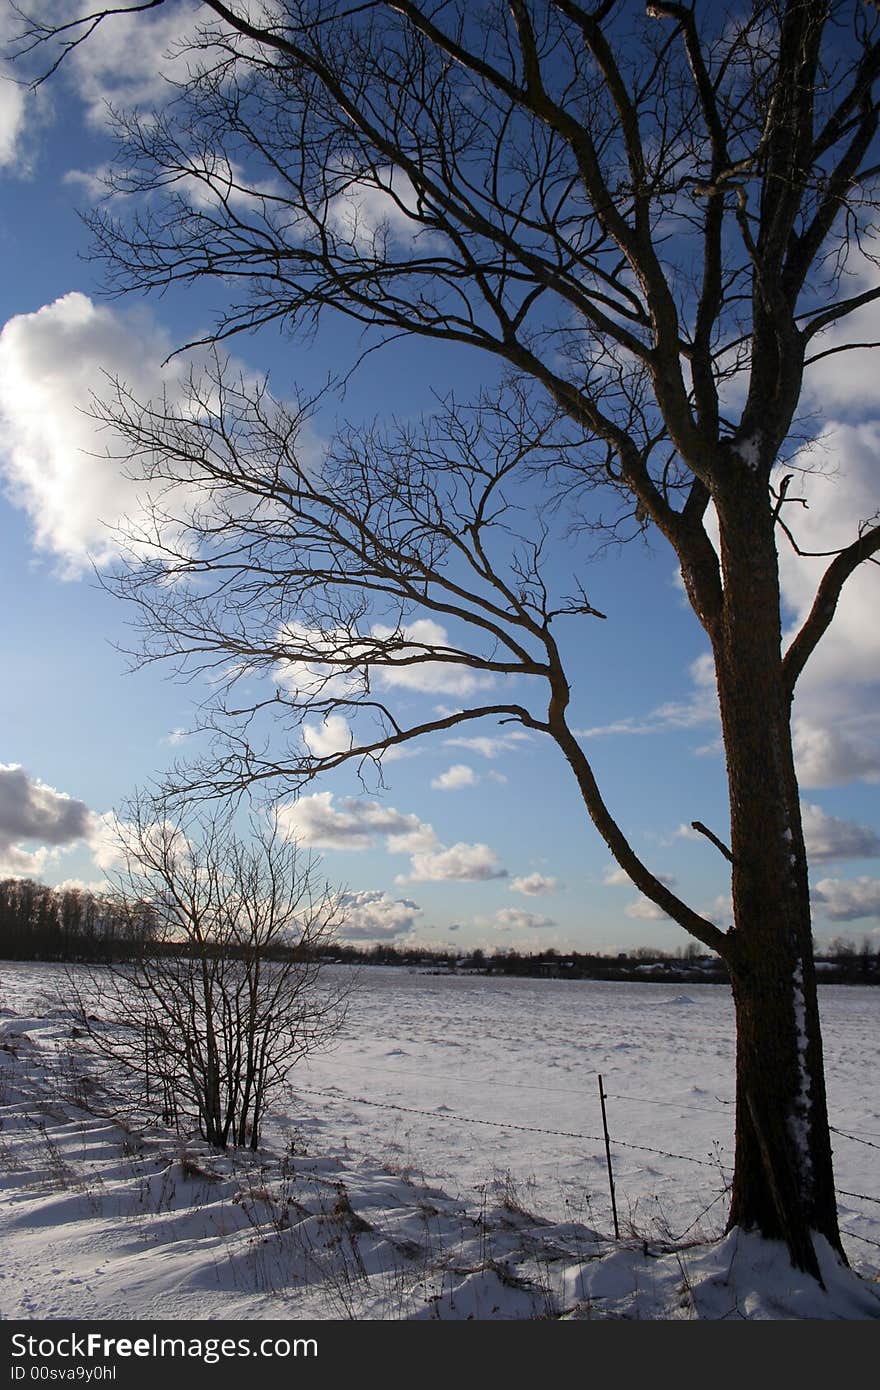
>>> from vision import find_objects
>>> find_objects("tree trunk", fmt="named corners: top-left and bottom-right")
top-left (715, 478), bottom-right (844, 1277)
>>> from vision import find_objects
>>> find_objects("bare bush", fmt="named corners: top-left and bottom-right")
top-left (70, 797), bottom-right (349, 1150)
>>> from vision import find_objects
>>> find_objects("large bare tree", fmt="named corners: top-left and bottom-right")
top-left (13, 0), bottom-right (880, 1278)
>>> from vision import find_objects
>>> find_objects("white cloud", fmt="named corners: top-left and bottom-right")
top-left (276, 792), bottom-right (421, 852)
top-left (277, 791), bottom-right (506, 882)
top-left (400, 841), bottom-right (506, 884)
top-left (274, 617), bottom-right (491, 702)
top-left (603, 864), bottom-right (631, 886)
top-left (431, 763), bottom-right (477, 791)
top-left (674, 823), bottom-right (703, 843)
top-left (326, 166), bottom-right (440, 253)
top-left (705, 893), bottom-right (733, 926)
top-left (801, 244), bottom-right (880, 419)
top-left (775, 427), bottom-right (880, 787)
top-left (657, 424), bottom-right (880, 790)
top-left (54, 877), bottom-right (111, 896)
top-left (0, 764), bottom-right (94, 878)
top-left (303, 714), bottom-right (354, 758)
top-left (66, 153), bottom-right (280, 218)
top-left (370, 619), bottom-right (493, 696)
top-left (779, 427), bottom-right (880, 687)
top-left (0, 293), bottom-right (184, 573)
top-left (625, 896), bottom-right (671, 921)
top-left (604, 863), bottom-right (675, 889)
top-left (510, 873), bottom-right (559, 896)
top-left (793, 718), bottom-right (880, 789)
top-left (0, 67), bottom-right (28, 169)
top-left (801, 802), bottom-right (880, 863)
top-left (444, 732), bottom-right (530, 759)
top-left (272, 623), bottom-right (365, 701)
top-left (87, 811), bottom-right (126, 875)
top-left (86, 810), bottom-right (193, 879)
top-left (491, 907), bottom-right (555, 931)
top-left (338, 889), bottom-right (423, 941)
top-left (59, 1), bottom-right (200, 129)
top-left (666, 391), bottom-right (880, 791)
top-left (812, 877), bottom-right (880, 922)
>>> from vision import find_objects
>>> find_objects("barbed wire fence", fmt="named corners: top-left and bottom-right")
top-left (288, 1068), bottom-right (880, 1253)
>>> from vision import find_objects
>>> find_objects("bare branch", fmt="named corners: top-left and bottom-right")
top-left (691, 820), bottom-right (735, 865)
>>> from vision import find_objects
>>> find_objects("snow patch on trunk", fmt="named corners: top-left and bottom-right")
top-left (732, 432), bottom-right (762, 471)
top-left (789, 958), bottom-right (814, 1196)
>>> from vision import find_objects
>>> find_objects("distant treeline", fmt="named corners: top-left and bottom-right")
top-left (0, 878), bottom-right (145, 962)
top-left (328, 940), bottom-right (879, 985)
top-left (2, 877), bottom-right (877, 982)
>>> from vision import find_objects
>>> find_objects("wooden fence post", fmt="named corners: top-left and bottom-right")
top-left (598, 1073), bottom-right (620, 1240)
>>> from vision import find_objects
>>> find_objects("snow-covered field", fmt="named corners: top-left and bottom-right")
top-left (1, 962), bottom-right (877, 1320)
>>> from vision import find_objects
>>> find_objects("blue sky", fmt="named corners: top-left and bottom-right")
top-left (1, 1), bottom-right (879, 953)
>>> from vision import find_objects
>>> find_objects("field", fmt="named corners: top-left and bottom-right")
top-left (1, 961), bottom-right (877, 1320)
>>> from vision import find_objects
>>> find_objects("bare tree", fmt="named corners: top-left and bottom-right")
top-left (13, 0), bottom-right (880, 1277)
top-left (72, 797), bottom-right (348, 1150)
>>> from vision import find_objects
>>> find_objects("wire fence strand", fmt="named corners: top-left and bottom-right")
top-left (296, 1085), bottom-right (725, 1168)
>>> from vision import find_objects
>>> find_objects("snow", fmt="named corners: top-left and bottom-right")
top-left (733, 432), bottom-right (762, 471)
top-left (0, 962), bottom-right (878, 1321)
top-left (789, 958), bottom-right (814, 1191)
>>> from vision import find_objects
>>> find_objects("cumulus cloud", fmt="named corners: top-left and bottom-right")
top-left (444, 732), bottom-right (530, 759)
top-left (401, 841), bottom-right (506, 884)
top-left (326, 166), bottom-right (433, 252)
top-left (491, 907), bottom-right (555, 931)
top-left (776, 424), bottom-right (880, 787)
top-left (780, 427), bottom-right (880, 684)
top-left (604, 863), bottom-right (675, 888)
top-left (0, 66), bottom-right (29, 169)
top-left (338, 888), bottom-right (423, 941)
top-left (812, 877), bottom-right (880, 922)
top-left (0, 293), bottom-right (180, 572)
top-left (801, 802), bottom-right (880, 863)
top-left (801, 242), bottom-right (880, 420)
top-left (277, 791), bottom-right (506, 882)
top-left (431, 763), bottom-right (477, 791)
top-left (601, 860), bottom-right (675, 919)
top-left (370, 619), bottom-right (493, 696)
top-left (57, 0), bottom-right (200, 129)
top-left (85, 810), bottom-right (194, 879)
top-left (65, 152), bottom-right (279, 217)
top-left (792, 715), bottom-right (880, 789)
top-left (276, 792), bottom-right (421, 852)
top-left (705, 893), bottom-right (734, 926)
top-left (510, 873), bottom-right (560, 896)
top-left (273, 624), bottom-right (364, 702)
top-left (303, 714), bottom-right (354, 759)
top-left (625, 896), bottom-right (671, 921)
top-left (274, 617), bottom-right (490, 703)
top-left (0, 294), bottom-right (321, 579)
top-left (86, 811), bottom-right (127, 875)
top-left (603, 864), bottom-right (631, 886)
top-left (54, 877), bottom-right (111, 896)
top-left (0, 764), bottom-right (94, 877)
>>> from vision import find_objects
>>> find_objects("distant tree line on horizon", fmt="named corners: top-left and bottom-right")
top-left (0, 878), bottom-right (142, 962)
top-left (1, 877), bottom-right (876, 985)
top-left (333, 940), bottom-right (878, 986)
